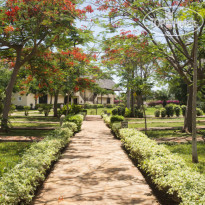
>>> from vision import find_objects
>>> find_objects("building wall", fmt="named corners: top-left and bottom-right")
top-left (12, 93), bottom-right (35, 107)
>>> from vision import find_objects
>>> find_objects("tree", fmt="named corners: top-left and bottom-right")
top-left (0, 0), bottom-right (93, 129)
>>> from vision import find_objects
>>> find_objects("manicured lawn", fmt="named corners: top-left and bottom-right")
top-left (164, 143), bottom-right (205, 176)
top-left (9, 116), bottom-right (59, 122)
top-left (128, 122), bottom-right (184, 128)
top-left (0, 142), bottom-right (32, 176)
top-left (11, 122), bottom-right (59, 128)
top-left (0, 129), bottom-right (53, 137)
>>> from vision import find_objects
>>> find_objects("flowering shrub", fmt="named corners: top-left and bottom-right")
top-left (118, 129), bottom-right (205, 204)
top-left (148, 100), bottom-right (179, 107)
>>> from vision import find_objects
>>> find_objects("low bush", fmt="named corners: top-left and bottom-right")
top-left (61, 104), bottom-right (83, 115)
top-left (15, 105), bottom-right (24, 110)
top-left (196, 108), bottom-right (203, 116)
top-left (181, 105), bottom-right (186, 117)
top-left (117, 106), bottom-right (125, 116)
top-left (24, 106), bottom-right (30, 116)
top-left (124, 107), bottom-right (131, 117)
top-left (97, 104), bottom-right (104, 108)
top-left (165, 104), bottom-right (174, 117)
top-left (110, 115), bottom-right (124, 123)
top-left (61, 122), bottom-right (78, 133)
top-left (174, 105), bottom-right (181, 117)
top-left (0, 124), bottom-right (75, 204)
top-left (154, 109), bottom-right (160, 117)
top-left (135, 109), bottom-right (143, 118)
top-left (102, 114), bottom-right (111, 127)
top-left (111, 122), bottom-right (121, 137)
top-left (112, 108), bottom-right (118, 115)
top-left (9, 104), bottom-right (16, 114)
top-left (106, 104), bottom-right (114, 108)
top-left (119, 129), bottom-right (205, 204)
top-left (161, 108), bottom-right (166, 117)
top-left (65, 114), bottom-right (84, 131)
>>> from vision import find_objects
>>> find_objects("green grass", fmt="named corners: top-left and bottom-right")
top-left (0, 142), bottom-right (32, 176)
top-left (11, 122), bottom-right (59, 128)
top-left (0, 129), bottom-right (53, 137)
top-left (128, 122), bottom-right (184, 128)
top-left (164, 143), bottom-right (205, 176)
top-left (144, 130), bottom-right (191, 139)
top-left (9, 116), bottom-right (59, 122)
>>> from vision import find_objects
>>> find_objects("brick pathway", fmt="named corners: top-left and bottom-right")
top-left (32, 116), bottom-right (159, 205)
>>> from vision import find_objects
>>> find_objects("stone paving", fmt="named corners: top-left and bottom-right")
top-left (32, 116), bottom-right (159, 205)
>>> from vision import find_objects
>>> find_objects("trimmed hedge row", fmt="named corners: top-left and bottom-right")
top-left (120, 129), bottom-right (205, 204)
top-left (0, 115), bottom-right (84, 204)
top-left (102, 116), bottom-right (205, 204)
top-left (65, 114), bottom-right (84, 132)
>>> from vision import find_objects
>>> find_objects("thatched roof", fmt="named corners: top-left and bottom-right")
top-left (96, 79), bottom-right (121, 91)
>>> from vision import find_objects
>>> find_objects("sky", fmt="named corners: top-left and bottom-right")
top-left (75, 0), bottom-right (167, 92)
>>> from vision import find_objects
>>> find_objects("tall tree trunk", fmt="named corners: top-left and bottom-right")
top-left (192, 29), bottom-right (198, 163)
top-left (50, 95), bottom-right (53, 104)
top-left (53, 90), bottom-right (59, 117)
top-left (136, 94), bottom-right (143, 109)
top-left (183, 85), bottom-right (193, 133)
top-left (66, 93), bottom-right (70, 116)
top-left (1, 53), bottom-right (22, 131)
top-left (131, 89), bottom-right (134, 117)
top-left (127, 88), bottom-right (131, 109)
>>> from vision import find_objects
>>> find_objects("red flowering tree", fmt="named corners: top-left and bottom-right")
top-left (0, 0), bottom-right (94, 129)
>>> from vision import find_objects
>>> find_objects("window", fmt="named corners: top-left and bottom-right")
top-left (107, 98), bottom-right (111, 104)
top-left (18, 96), bottom-right (22, 101)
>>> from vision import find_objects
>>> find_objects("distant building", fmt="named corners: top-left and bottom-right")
top-left (12, 79), bottom-right (121, 107)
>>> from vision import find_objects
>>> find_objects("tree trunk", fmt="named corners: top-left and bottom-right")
top-left (136, 94), bottom-right (143, 109)
top-left (127, 88), bottom-right (131, 109)
top-left (183, 85), bottom-right (193, 133)
top-left (53, 90), bottom-right (59, 117)
top-left (131, 89), bottom-right (134, 117)
top-left (192, 29), bottom-right (198, 163)
top-left (66, 93), bottom-right (70, 116)
top-left (50, 95), bottom-right (53, 104)
top-left (1, 62), bottom-right (21, 131)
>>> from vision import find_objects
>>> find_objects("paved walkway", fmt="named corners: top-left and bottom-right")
top-left (33, 116), bottom-right (159, 205)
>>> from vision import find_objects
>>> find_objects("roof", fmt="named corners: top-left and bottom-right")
top-left (96, 79), bottom-right (121, 91)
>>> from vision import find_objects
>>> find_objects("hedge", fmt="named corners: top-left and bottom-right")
top-left (0, 122), bottom-right (79, 204)
top-left (65, 114), bottom-right (84, 131)
top-left (118, 129), bottom-right (205, 204)
top-left (110, 115), bottom-right (124, 123)
top-left (101, 115), bottom-right (205, 204)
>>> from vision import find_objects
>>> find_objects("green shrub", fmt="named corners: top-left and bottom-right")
top-left (111, 122), bottom-right (121, 137)
top-left (118, 103), bottom-right (125, 107)
top-left (97, 104), bottom-right (104, 108)
top-left (9, 104), bottom-right (16, 114)
top-left (174, 105), bottom-right (181, 117)
top-left (125, 107), bottom-right (131, 117)
top-left (110, 115), bottom-right (124, 123)
top-left (106, 104), bottom-right (113, 108)
top-left (15, 105), bottom-right (24, 110)
top-left (135, 109), bottom-right (144, 118)
top-left (0, 126), bottom-right (74, 204)
top-left (161, 108), bottom-right (166, 117)
top-left (154, 109), bottom-right (160, 117)
top-left (181, 105), bottom-right (186, 117)
top-left (23, 106), bottom-right (30, 116)
top-left (65, 114), bottom-right (83, 131)
top-left (117, 106), bottom-right (125, 116)
top-left (112, 108), bottom-right (118, 115)
top-left (84, 103), bottom-right (91, 109)
top-left (119, 129), bottom-right (205, 204)
top-left (42, 104), bottom-right (53, 116)
top-left (102, 114), bottom-right (111, 127)
top-left (196, 108), bottom-right (203, 116)
top-left (38, 107), bottom-right (43, 114)
top-left (165, 104), bottom-right (174, 117)
top-left (61, 122), bottom-right (78, 133)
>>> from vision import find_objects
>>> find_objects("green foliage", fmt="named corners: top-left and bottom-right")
top-left (135, 109), bottom-right (144, 118)
top-left (0, 126), bottom-right (74, 204)
top-left (61, 122), bottom-right (78, 133)
top-left (111, 122), bottom-right (121, 137)
top-left (9, 104), bottom-right (16, 114)
top-left (117, 106), bottom-right (125, 116)
top-left (161, 108), bottom-right (166, 118)
top-left (23, 106), bottom-right (30, 116)
top-left (119, 129), bottom-right (205, 204)
top-left (154, 109), bottom-right (160, 117)
top-left (102, 114), bottom-right (111, 127)
top-left (65, 114), bottom-right (84, 131)
top-left (110, 115), bottom-right (124, 123)
top-left (112, 108), bottom-right (118, 115)
top-left (97, 104), bottom-right (104, 108)
top-left (174, 105), bottom-right (181, 117)
top-left (196, 108), bottom-right (203, 116)
top-left (106, 104), bottom-right (115, 108)
top-left (165, 104), bottom-right (174, 117)
top-left (124, 107), bottom-right (131, 117)
top-left (181, 105), bottom-right (187, 117)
